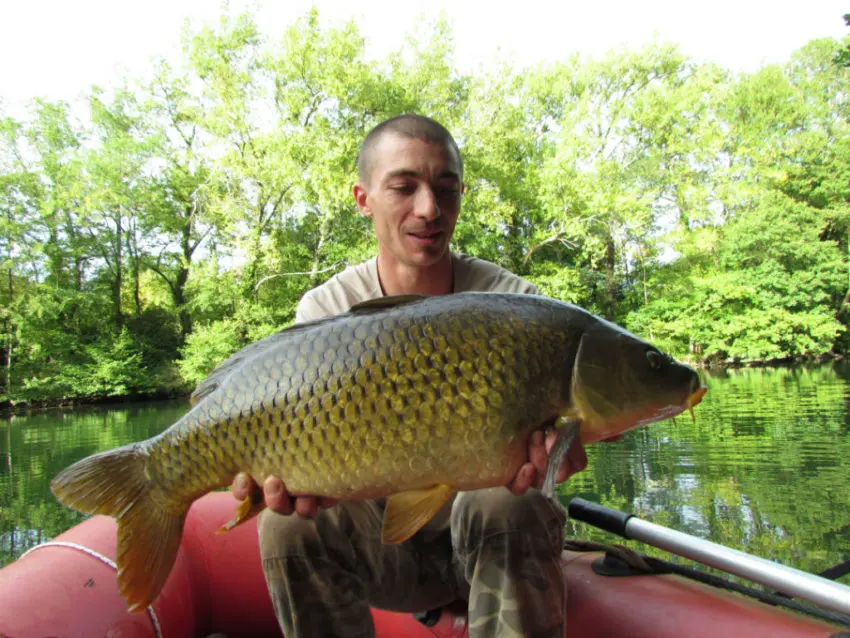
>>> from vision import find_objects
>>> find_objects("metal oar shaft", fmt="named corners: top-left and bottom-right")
top-left (568, 498), bottom-right (850, 617)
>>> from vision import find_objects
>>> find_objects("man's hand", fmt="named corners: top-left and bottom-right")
top-left (507, 429), bottom-right (623, 496)
top-left (231, 473), bottom-right (337, 519)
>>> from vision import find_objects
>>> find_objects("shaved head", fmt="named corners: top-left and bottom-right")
top-left (357, 114), bottom-right (463, 186)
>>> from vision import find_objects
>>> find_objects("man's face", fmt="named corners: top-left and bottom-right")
top-left (354, 133), bottom-right (464, 268)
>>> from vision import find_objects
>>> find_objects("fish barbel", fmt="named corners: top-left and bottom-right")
top-left (51, 292), bottom-right (706, 612)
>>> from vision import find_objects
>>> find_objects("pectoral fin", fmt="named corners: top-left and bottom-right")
top-left (382, 484), bottom-right (454, 544)
top-left (541, 417), bottom-right (580, 499)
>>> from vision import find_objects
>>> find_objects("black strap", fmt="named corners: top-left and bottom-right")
top-left (821, 559), bottom-right (850, 582)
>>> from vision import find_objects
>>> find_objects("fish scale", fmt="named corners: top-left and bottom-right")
top-left (50, 291), bottom-right (706, 612)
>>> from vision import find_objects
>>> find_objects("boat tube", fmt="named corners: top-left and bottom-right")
top-left (1, 492), bottom-right (847, 637)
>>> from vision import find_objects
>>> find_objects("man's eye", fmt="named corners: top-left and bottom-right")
top-left (390, 184), bottom-right (414, 193)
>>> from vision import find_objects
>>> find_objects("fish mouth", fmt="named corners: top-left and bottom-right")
top-left (683, 385), bottom-right (708, 422)
top-left (687, 386), bottom-right (707, 409)
top-left (641, 386), bottom-right (708, 425)
top-left (579, 385), bottom-right (709, 443)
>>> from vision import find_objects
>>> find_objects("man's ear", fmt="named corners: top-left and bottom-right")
top-left (353, 183), bottom-right (372, 217)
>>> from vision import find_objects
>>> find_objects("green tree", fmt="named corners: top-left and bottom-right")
top-left (135, 61), bottom-right (225, 343)
top-left (2, 7), bottom-right (850, 403)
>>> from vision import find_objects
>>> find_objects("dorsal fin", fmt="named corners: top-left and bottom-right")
top-left (348, 294), bottom-right (430, 313)
top-left (189, 314), bottom-right (343, 405)
top-left (190, 294), bottom-right (430, 405)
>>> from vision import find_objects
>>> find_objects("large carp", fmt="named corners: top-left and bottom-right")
top-left (51, 292), bottom-right (706, 612)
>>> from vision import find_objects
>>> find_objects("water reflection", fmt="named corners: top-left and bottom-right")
top-left (1, 363), bottom-right (849, 580)
top-left (562, 362), bottom-right (850, 576)
top-left (1, 400), bottom-right (190, 565)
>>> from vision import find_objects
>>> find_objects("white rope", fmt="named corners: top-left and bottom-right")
top-left (19, 541), bottom-right (163, 638)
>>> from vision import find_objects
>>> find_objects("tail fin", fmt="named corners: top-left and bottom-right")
top-left (50, 443), bottom-right (188, 613)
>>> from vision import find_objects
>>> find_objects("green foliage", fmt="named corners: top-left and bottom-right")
top-left (629, 191), bottom-right (846, 361)
top-left (127, 307), bottom-right (184, 370)
top-left (176, 318), bottom-right (243, 386)
top-left (1, 7), bottom-right (848, 403)
top-left (61, 328), bottom-right (153, 397)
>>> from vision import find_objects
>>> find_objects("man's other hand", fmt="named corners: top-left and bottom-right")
top-left (231, 473), bottom-right (337, 518)
top-left (507, 429), bottom-right (623, 496)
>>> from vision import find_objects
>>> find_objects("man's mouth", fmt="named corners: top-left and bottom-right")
top-left (408, 230), bottom-right (444, 244)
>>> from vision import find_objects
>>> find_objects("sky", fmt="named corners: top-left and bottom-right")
top-left (1, 0), bottom-right (848, 118)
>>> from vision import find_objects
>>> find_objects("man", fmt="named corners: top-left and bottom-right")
top-left (231, 114), bottom-right (589, 637)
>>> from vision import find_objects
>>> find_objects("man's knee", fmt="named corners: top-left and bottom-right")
top-left (257, 501), bottom-right (380, 567)
top-left (256, 507), bottom-right (379, 636)
top-left (258, 508), bottom-right (323, 560)
top-left (451, 488), bottom-right (565, 553)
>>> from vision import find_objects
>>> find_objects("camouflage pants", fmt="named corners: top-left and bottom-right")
top-left (258, 487), bottom-right (566, 638)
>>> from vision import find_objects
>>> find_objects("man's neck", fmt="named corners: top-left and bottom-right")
top-left (376, 251), bottom-right (454, 296)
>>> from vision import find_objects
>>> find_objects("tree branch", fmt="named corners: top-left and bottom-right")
top-left (147, 261), bottom-right (176, 295)
top-left (84, 226), bottom-right (116, 274)
top-left (522, 231), bottom-right (577, 267)
top-left (836, 290), bottom-right (850, 319)
top-left (254, 262), bottom-right (343, 292)
top-left (189, 225), bottom-right (213, 255)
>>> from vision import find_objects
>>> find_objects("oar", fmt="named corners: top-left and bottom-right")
top-left (568, 497), bottom-right (850, 617)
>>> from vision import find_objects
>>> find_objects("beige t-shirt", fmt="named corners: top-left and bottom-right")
top-left (295, 252), bottom-right (538, 323)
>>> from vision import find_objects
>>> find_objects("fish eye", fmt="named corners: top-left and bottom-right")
top-left (646, 350), bottom-right (664, 371)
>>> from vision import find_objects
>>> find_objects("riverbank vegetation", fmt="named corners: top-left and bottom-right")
top-left (1, 9), bottom-right (848, 404)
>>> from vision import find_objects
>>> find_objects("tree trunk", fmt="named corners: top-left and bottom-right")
top-left (113, 208), bottom-right (124, 329)
top-left (175, 217), bottom-right (194, 342)
top-left (46, 206), bottom-right (64, 289)
top-left (65, 210), bottom-right (84, 291)
top-left (127, 216), bottom-right (142, 317)
top-left (638, 244), bottom-right (649, 305)
top-left (4, 268), bottom-right (12, 400)
top-left (506, 213), bottom-right (525, 275)
top-left (605, 231), bottom-right (617, 320)
top-left (309, 216), bottom-right (331, 289)
top-left (243, 212), bottom-right (265, 300)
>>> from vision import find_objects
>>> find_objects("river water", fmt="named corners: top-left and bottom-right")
top-left (2, 362), bottom-right (849, 579)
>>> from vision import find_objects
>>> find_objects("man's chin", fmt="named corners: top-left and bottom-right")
top-left (401, 246), bottom-right (449, 267)
top-left (401, 237), bottom-right (448, 264)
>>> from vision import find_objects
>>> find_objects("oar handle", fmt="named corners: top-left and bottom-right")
top-left (568, 497), bottom-right (633, 538)
top-left (566, 497), bottom-right (850, 617)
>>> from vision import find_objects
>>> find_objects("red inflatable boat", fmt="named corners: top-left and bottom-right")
top-left (1, 492), bottom-right (847, 637)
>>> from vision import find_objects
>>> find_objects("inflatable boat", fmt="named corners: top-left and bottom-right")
top-left (1, 492), bottom-right (848, 637)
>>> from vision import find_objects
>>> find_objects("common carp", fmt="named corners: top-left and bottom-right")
top-left (51, 292), bottom-right (706, 612)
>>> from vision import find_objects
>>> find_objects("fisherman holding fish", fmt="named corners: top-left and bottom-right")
top-left (234, 114), bottom-right (594, 638)
top-left (51, 113), bottom-right (705, 637)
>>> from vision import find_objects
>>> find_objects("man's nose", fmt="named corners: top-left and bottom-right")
top-left (413, 185), bottom-right (440, 220)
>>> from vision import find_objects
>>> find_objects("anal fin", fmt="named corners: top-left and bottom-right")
top-left (382, 484), bottom-right (454, 544)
